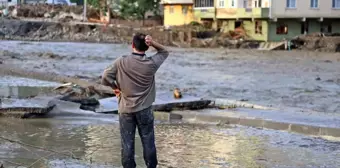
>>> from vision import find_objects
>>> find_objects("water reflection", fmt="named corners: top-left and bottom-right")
top-left (0, 119), bottom-right (264, 168)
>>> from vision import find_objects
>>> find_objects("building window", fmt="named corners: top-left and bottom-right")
top-left (255, 20), bottom-right (262, 34)
top-left (243, 0), bottom-right (252, 8)
top-left (231, 0), bottom-right (236, 7)
top-left (333, 0), bottom-right (340, 8)
top-left (182, 6), bottom-right (188, 14)
top-left (254, 0), bottom-right (262, 7)
top-left (311, 0), bottom-right (318, 8)
top-left (169, 6), bottom-right (174, 13)
top-left (276, 24), bottom-right (288, 34)
top-left (286, 0), bottom-right (296, 8)
top-left (219, 0), bottom-right (225, 7)
top-left (194, 0), bottom-right (214, 7)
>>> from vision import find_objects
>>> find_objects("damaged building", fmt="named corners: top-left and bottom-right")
top-left (162, 0), bottom-right (340, 42)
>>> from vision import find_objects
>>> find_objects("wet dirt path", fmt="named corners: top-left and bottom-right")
top-left (1, 40), bottom-right (340, 114)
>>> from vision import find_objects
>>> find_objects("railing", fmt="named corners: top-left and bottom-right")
top-left (245, 8), bottom-right (252, 12)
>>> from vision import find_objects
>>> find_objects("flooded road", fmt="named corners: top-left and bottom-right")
top-left (1, 118), bottom-right (340, 168)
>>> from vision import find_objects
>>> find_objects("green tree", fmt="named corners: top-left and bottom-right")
top-left (88, 0), bottom-right (100, 8)
top-left (119, 0), bottom-right (161, 25)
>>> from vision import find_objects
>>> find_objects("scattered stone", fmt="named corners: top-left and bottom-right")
top-left (325, 79), bottom-right (334, 83)
top-left (0, 50), bottom-right (21, 59)
top-left (38, 52), bottom-right (65, 60)
top-left (324, 60), bottom-right (332, 63)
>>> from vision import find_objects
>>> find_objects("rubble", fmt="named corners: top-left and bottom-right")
top-left (2, 3), bottom-right (340, 51)
top-left (0, 97), bottom-right (56, 118)
top-left (291, 33), bottom-right (340, 52)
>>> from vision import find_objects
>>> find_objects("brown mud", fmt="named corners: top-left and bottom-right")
top-left (1, 41), bottom-right (340, 167)
top-left (1, 41), bottom-right (340, 114)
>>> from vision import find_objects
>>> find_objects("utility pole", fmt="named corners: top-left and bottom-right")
top-left (83, 0), bottom-right (87, 22)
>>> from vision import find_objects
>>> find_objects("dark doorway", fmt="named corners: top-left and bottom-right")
top-left (235, 21), bottom-right (242, 28)
top-left (300, 21), bottom-right (308, 34)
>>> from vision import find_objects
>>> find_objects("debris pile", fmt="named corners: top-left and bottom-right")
top-left (291, 33), bottom-right (340, 52)
top-left (7, 4), bottom-right (116, 22)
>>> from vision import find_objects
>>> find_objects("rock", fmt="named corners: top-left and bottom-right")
top-left (0, 50), bottom-right (21, 59)
top-left (315, 77), bottom-right (321, 81)
top-left (44, 12), bottom-right (51, 18)
top-left (38, 52), bottom-right (65, 59)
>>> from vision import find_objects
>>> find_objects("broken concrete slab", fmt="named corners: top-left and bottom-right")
top-left (45, 99), bottom-right (114, 118)
top-left (0, 96), bottom-right (56, 118)
top-left (95, 92), bottom-right (211, 113)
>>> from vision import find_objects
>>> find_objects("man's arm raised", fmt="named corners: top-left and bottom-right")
top-left (146, 35), bottom-right (169, 69)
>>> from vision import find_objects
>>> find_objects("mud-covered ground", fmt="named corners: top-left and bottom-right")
top-left (1, 40), bottom-right (340, 114)
top-left (1, 40), bottom-right (340, 167)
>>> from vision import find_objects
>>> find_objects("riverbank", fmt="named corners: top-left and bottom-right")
top-left (2, 18), bottom-right (340, 51)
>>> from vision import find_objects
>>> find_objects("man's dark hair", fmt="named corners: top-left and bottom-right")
top-left (133, 33), bottom-right (149, 52)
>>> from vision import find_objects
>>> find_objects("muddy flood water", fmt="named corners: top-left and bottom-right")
top-left (1, 116), bottom-right (340, 168)
top-left (1, 40), bottom-right (340, 167)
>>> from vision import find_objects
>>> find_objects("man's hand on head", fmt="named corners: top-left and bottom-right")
top-left (145, 35), bottom-right (153, 46)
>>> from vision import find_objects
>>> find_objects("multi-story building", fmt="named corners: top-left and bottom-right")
top-left (164, 0), bottom-right (340, 42)
top-left (162, 0), bottom-right (194, 26)
top-left (213, 0), bottom-right (271, 41)
top-left (269, 0), bottom-right (340, 41)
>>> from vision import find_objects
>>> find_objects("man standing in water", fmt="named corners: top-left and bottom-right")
top-left (101, 33), bottom-right (169, 168)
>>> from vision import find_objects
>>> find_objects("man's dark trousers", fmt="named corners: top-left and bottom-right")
top-left (119, 106), bottom-right (157, 168)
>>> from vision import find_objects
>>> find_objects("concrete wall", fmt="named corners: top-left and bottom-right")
top-left (216, 8), bottom-right (269, 19)
top-left (194, 8), bottom-right (216, 19)
top-left (268, 19), bottom-right (301, 41)
top-left (243, 19), bottom-right (268, 41)
top-left (271, 0), bottom-right (340, 18)
top-left (219, 19), bottom-right (268, 41)
top-left (268, 18), bottom-right (340, 42)
top-left (330, 20), bottom-right (340, 33)
top-left (164, 4), bottom-right (194, 26)
top-left (308, 19), bottom-right (321, 33)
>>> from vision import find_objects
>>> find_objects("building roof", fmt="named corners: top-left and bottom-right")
top-left (161, 0), bottom-right (193, 4)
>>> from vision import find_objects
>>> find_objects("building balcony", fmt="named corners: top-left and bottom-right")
top-left (216, 8), bottom-right (269, 19)
top-left (194, 8), bottom-right (216, 19)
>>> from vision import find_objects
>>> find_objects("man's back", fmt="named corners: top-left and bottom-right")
top-left (115, 53), bottom-right (163, 113)
top-left (101, 34), bottom-right (168, 168)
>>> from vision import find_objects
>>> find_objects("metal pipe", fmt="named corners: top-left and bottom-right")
top-left (269, 0), bottom-right (272, 18)
top-left (83, 0), bottom-right (87, 22)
